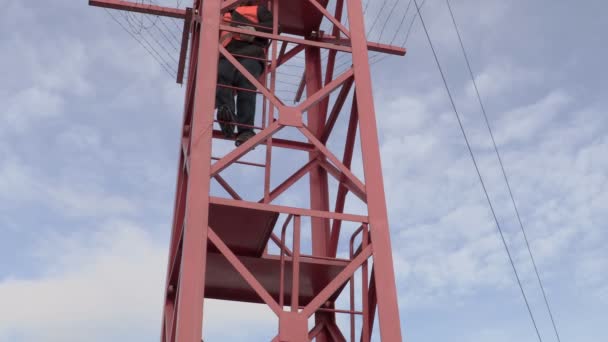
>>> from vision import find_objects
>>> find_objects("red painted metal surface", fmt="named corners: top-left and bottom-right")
top-left (89, 0), bottom-right (186, 18)
top-left (90, 0), bottom-right (406, 340)
top-left (207, 203), bottom-right (278, 257)
top-left (275, 0), bottom-right (328, 36)
top-left (204, 246), bottom-right (349, 305)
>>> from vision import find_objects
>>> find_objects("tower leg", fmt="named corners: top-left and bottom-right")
top-left (305, 46), bottom-right (334, 342)
top-left (346, 0), bottom-right (404, 340)
top-left (173, 0), bottom-right (222, 341)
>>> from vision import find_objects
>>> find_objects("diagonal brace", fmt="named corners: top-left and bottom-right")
top-left (317, 158), bottom-right (367, 203)
top-left (297, 68), bottom-right (353, 113)
top-left (259, 158), bottom-right (318, 203)
top-left (302, 245), bottom-right (373, 317)
top-left (210, 120), bottom-right (282, 176)
top-left (306, 0), bottom-right (350, 38)
top-left (208, 227), bottom-right (282, 316)
top-left (219, 46), bottom-right (285, 110)
top-left (299, 126), bottom-right (366, 201)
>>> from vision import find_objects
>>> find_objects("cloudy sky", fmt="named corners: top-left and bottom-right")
top-left (1, 0), bottom-right (607, 341)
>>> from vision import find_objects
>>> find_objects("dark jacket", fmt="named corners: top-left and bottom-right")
top-left (225, 5), bottom-right (273, 60)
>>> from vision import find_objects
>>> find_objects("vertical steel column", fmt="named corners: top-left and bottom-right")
top-left (305, 47), bottom-right (331, 256)
top-left (263, 0), bottom-right (281, 203)
top-left (305, 45), bottom-right (333, 342)
top-left (174, 0), bottom-right (221, 340)
top-left (345, 0), bottom-right (404, 340)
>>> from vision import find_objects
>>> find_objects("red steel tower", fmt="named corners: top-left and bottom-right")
top-left (90, 0), bottom-right (406, 340)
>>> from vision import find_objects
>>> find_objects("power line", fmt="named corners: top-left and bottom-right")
top-left (131, 14), bottom-right (179, 65)
top-left (275, 79), bottom-right (302, 87)
top-left (158, 16), bottom-right (183, 46)
top-left (124, 0), bottom-right (161, 33)
top-left (105, 9), bottom-right (177, 78)
top-left (277, 71), bottom-right (304, 78)
top-left (336, 0), bottom-right (391, 67)
top-left (445, 0), bottom-right (562, 341)
top-left (377, 0), bottom-right (404, 43)
top-left (411, 1), bottom-right (544, 341)
top-left (366, 0), bottom-right (390, 37)
top-left (121, 2), bottom-right (181, 61)
top-left (403, 0), bottom-right (427, 46)
top-left (368, 0), bottom-right (427, 67)
top-left (388, 0), bottom-right (414, 46)
top-left (363, 0), bottom-right (372, 15)
top-left (146, 15), bottom-right (180, 52)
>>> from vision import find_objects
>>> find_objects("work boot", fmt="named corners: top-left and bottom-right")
top-left (235, 130), bottom-right (256, 147)
top-left (217, 106), bottom-right (236, 138)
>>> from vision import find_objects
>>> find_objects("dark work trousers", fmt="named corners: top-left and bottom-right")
top-left (215, 57), bottom-right (263, 134)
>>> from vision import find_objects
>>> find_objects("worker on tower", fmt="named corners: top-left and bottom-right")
top-left (216, 0), bottom-right (274, 146)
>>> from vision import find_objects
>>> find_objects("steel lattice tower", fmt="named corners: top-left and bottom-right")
top-left (90, 0), bottom-right (406, 340)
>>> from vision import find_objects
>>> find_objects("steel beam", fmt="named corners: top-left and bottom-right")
top-left (209, 196), bottom-right (368, 223)
top-left (176, 8), bottom-right (192, 84)
top-left (89, 0), bottom-right (186, 18)
top-left (319, 36), bottom-right (407, 56)
top-left (220, 24), bottom-right (354, 53)
top-left (346, 0), bottom-right (404, 339)
top-left (302, 245), bottom-right (373, 317)
top-left (172, 0), bottom-right (221, 340)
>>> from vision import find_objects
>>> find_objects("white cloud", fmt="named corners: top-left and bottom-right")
top-left (0, 220), bottom-right (277, 342)
top-left (0, 220), bottom-right (165, 342)
top-left (0, 155), bottom-right (138, 218)
top-left (3, 87), bottom-right (65, 133)
top-left (466, 64), bottom-right (543, 99)
top-left (465, 328), bottom-right (528, 342)
top-left (493, 90), bottom-right (572, 146)
top-left (373, 60), bottom-right (608, 310)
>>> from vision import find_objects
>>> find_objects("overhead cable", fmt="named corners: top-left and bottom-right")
top-left (412, 0), bottom-right (544, 341)
top-left (106, 9), bottom-right (177, 78)
top-left (445, 0), bottom-right (562, 340)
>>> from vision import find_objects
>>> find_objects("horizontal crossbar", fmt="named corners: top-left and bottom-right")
top-left (91, 0), bottom-right (408, 56)
top-left (209, 197), bottom-right (369, 223)
top-left (89, 0), bottom-right (186, 18)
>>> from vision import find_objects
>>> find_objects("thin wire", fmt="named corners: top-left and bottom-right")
top-left (387, 0), bottom-right (414, 46)
top-left (169, 0), bottom-right (184, 31)
top-left (147, 15), bottom-right (180, 51)
top-left (133, 16), bottom-right (179, 64)
top-left (336, 0), bottom-right (387, 66)
top-left (277, 71), bottom-right (304, 78)
top-left (281, 64), bottom-right (305, 69)
top-left (367, 0), bottom-right (419, 65)
top-left (368, 0), bottom-right (427, 67)
top-left (158, 16), bottom-right (183, 46)
top-left (105, 9), bottom-right (176, 78)
top-left (412, 1), bottom-right (543, 341)
top-left (445, 1), bottom-right (562, 341)
top-left (276, 79), bottom-right (302, 87)
top-left (403, 0), bottom-right (427, 46)
top-left (124, 0), bottom-right (161, 33)
top-left (366, 0), bottom-right (390, 36)
top-left (377, 0), bottom-right (403, 43)
top-left (119, 1), bottom-right (180, 65)
top-left (363, 0), bottom-right (372, 14)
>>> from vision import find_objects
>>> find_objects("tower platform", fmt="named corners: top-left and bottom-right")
top-left (275, 0), bottom-right (329, 36)
top-left (205, 203), bottom-right (348, 305)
